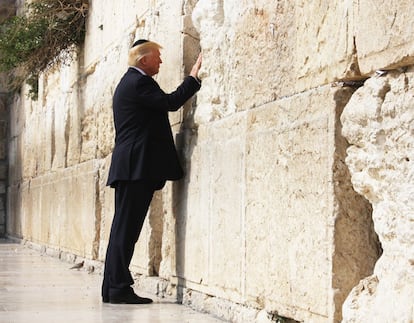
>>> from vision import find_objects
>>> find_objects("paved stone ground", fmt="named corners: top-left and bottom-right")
top-left (0, 241), bottom-right (224, 323)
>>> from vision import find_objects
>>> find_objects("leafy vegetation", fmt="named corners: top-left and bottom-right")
top-left (0, 0), bottom-right (88, 99)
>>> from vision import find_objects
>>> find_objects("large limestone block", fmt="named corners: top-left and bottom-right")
top-left (17, 161), bottom-right (100, 258)
top-left (7, 129), bottom-right (22, 186)
top-left (154, 2), bottom-right (186, 90)
top-left (191, 0), bottom-right (359, 124)
top-left (295, 1), bottom-right (357, 86)
top-left (244, 90), bottom-right (335, 321)
top-left (206, 116), bottom-right (245, 297)
top-left (355, 1), bottom-right (414, 74)
top-left (8, 95), bottom-right (24, 143)
top-left (42, 63), bottom-right (82, 169)
top-left (192, 0), bottom-right (296, 123)
top-left (79, 56), bottom-right (117, 162)
top-left (83, 0), bottom-right (149, 67)
top-left (17, 60), bottom-right (83, 177)
top-left (80, 98), bottom-right (114, 162)
top-left (341, 69), bottom-right (414, 322)
top-left (296, 0), bottom-right (414, 78)
top-left (174, 116), bottom-right (247, 301)
top-left (175, 128), bottom-right (211, 286)
top-left (40, 62), bottom-right (83, 168)
top-left (19, 100), bottom-right (43, 178)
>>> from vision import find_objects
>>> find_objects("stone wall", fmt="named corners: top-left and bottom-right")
top-left (0, 0), bottom-right (17, 236)
top-left (5, 0), bottom-right (413, 322)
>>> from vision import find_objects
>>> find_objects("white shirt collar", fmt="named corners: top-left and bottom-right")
top-left (130, 66), bottom-right (146, 75)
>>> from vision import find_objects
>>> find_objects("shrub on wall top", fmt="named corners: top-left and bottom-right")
top-left (0, 0), bottom-right (88, 99)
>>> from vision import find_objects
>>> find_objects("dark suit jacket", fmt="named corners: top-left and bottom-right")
top-left (107, 68), bottom-right (201, 187)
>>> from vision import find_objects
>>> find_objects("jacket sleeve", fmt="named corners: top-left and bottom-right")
top-left (136, 75), bottom-right (201, 112)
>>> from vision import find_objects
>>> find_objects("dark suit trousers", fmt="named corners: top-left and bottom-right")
top-left (102, 180), bottom-right (160, 299)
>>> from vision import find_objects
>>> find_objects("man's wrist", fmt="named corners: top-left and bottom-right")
top-left (190, 75), bottom-right (201, 84)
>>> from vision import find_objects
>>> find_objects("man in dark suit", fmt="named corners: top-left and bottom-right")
top-left (102, 39), bottom-right (202, 304)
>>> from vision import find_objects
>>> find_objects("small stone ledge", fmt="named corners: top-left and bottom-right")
top-left (135, 274), bottom-right (299, 323)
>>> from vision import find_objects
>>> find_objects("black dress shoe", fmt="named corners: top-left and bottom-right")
top-left (109, 292), bottom-right (153, 304)
top-left (102, 296), bottom-right (109, 303)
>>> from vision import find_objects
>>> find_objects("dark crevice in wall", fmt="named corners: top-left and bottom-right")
top-left (50, 108), bottom-right (56, 167)
top-left (64, 109), bottom-right (71, 168)
top-left (332, 87), bottom-right (382, 322)
top-left (148, 191), bottom-right (164, 276)
top-left (93, 177), bottom-right (101, 260)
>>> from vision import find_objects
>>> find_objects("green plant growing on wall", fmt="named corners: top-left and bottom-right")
top-left (0, 0), bottom-right (88, 99)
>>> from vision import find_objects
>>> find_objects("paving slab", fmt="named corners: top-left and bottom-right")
top-left (0, 241), bottom-right (224, 323)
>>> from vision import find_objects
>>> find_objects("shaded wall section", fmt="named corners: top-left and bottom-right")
top-left (0, 92), bottom-right (7, 237)
top-left (0, 0), bottom-right (16, 236)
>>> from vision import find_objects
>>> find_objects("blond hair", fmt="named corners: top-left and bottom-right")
top-left (128, 41), bottom-right (162, 66)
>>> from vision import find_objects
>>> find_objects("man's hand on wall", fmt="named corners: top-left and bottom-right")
top-left (190, 53), bottom-right (202, 80)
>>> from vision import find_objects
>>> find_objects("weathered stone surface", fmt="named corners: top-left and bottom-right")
top-left (330, 87), bottom-right (382, 323)
top-left (83, 0), bottom-right (148, 69)
top-left (168, 84), bottom-right (378, 321)
top-left (242, 87), bottom-right (369, 322)
top-left (341, 69), bottom-right (414, 322)
top-left (8, 161), bottom-right (100, 257)
top-left (193, 0), bottom-right (294, 123)
top-left (191, 0), bottom-right (360, 124)
top-left (158, 183), bottom-right (179, 279)
top-left (295, 1), bottom-right (358, 86)
top-left (175, 127), bottom-right (210, 285)
top-left (187, 115), bottom-right (246, 297)
top-left (97, 155), bottom-right (119, 263)
top-left (5, 0), bottom-right (414, 322)
top-left (192, 0), bottom-right (414, 125)
top-left (355, 1), bottom-right (414, 74)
